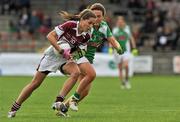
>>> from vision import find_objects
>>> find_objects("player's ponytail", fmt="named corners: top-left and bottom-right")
top-left (59, 9), bottom-right (96, 21)
top-left (59, 11), bottom-right (79, 21)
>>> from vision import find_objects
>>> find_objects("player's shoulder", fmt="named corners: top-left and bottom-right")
top-left (98, 21), bottom-right (109, 32)
top-left (112, 27), bottom-right (119, 33)
top-left (125, 25), bottom-right (130, 30)
top-left (100, 21), bottom-right (109, 27)
top-left (124, 25), bottom-right (132, 35)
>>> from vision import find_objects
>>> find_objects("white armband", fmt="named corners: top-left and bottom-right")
top-left (55, 26), bottom-right (64, 36)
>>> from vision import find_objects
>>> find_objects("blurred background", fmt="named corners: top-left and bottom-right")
top-left (0, 1), bottom-right (180, 121)
top-left (0, 0), bottom-right (180, 75)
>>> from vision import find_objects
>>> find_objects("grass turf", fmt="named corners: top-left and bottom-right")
top-left (0, 75), bottom-right (180, 122)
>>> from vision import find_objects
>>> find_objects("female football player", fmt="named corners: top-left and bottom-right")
top-left (8, 9), bottom-right (96, 118)
top-left (113, 16), bottom-right (138, 89)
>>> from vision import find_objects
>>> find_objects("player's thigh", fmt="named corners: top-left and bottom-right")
top-left (122, 53), bottom-right (131, 67)
top-left (118, 62), bottom-right (123, 70)
top-left (123, 59), bottom-right (129, 67)
top-left (78, 62), bottom-right (96, 78)
top-left (31, 71), bottom-right (48, 86)
top-left (62, 61), bottom-right (80, 75)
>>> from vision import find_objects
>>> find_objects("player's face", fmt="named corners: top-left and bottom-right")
top-left (80, 17), bottom-right (96, 32)
top-left (117, 19), bottom-right (125, 28)
top-left (92, 10), bottom-right (104, 26)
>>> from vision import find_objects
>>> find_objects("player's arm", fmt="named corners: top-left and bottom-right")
top-left (106, 25), bottom-right (123, 54)
top-left (46, 30), bottom-right (63, 53)
top-left (47, 21), bottom-right (73, 54)
top-left (130, 36), bottom-right (136, 49)
top-left (126, 25), bottom-right (138, 55)
top-left (107, 36), bottom-right (123, 54)
top-left (107, 36), bottom-right (119, 49)
top-left (129, 33), bottom-right (138, 56)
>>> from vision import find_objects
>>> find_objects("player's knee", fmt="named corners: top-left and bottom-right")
top-left (87, 71), bottom-right (96, 82)
top-left (70, 70), bottom-right (81, 80)
top-left (119, 65), bottom-right (123, 70)
top-left (124, 64), bottom-right (129, 69)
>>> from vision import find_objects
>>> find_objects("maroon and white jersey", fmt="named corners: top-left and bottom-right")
top-left (55, 21), bottom-right (91, 47)
top-left (44, 21), bottom-right (91, 56)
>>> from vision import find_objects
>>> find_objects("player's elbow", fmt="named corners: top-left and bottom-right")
top-left (70, 70), bottom-right (81, 81)
top-left (46, 30), bottom-right (56, 40)
top-left (46, 32), bottom-right (51, 40)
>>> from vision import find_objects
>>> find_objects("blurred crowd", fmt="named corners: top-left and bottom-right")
top-left (106, 0), bottom-right (180, 52)
top-left (0, 0), bottom-right (52, 44)
top-left (0, 0), bottom-right (180, 52)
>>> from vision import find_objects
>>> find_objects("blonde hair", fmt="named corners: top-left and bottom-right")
top-left (117, 16), bottom-right (125, 21)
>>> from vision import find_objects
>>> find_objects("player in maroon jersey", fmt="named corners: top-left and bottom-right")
top-left (8, 9), bottom-right (96, 118)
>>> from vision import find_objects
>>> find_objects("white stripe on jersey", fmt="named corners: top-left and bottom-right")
top-left (55, 26), bottom-right (64, 36)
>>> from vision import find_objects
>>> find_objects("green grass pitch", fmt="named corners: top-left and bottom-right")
top-left (0, 75), bottom-right (180, 122)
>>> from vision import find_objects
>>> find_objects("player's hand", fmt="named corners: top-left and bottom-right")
top-left (116, 47), bottom-right (124, 55)
top-left (132, 48), bottom-right (138, 56)
top-left (62, 49), bottom-right (71, 60)
top-left (108, 47), bottom-right (113, 55)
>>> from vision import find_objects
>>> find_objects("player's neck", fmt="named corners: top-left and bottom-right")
top-left (78, 26), bottom-right (83, 34)
top-left (94, 24), bottom-right (100, 30)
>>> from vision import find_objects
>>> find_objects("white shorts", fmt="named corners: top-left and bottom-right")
top-left (76, 56), bottom-right (89, 64)
top-left (39, 42), bottom-right (71, 73)
top-left (114, 51), bottom-right (132, 64)
top-left (37, 54), bottom-right (67, 73)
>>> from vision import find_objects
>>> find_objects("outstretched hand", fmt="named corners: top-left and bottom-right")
top-left (116, 47), bottom-right (124, 55)
top-left (132, 48), bottom-right (138, 56)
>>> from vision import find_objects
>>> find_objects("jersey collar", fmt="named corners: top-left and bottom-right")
top-left (73, 21), bottom-right (88, 36)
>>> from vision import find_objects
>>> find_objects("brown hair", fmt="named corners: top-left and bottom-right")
top-left (89, 3), bottom-right (106, 17)
top-left (59, 9), bottom-right (96, 21)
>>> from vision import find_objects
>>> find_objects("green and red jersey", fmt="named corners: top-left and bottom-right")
top-left (112, 26), bottom-right (130, 52)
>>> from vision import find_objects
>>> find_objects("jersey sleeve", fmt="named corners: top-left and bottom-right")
top-left (54, 26), bottom-right (64, 36)
top-left (54, 21), bottom-right (74, 36)
top-left (99, 22), bottom-right (113, 39)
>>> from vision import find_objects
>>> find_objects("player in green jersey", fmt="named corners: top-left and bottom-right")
top-left (62, 3), bottom-right (124, 112)
top-left (113, 16), bottom-right (138, 89)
